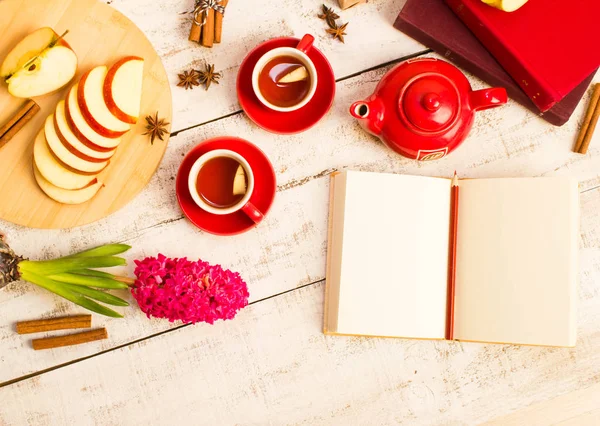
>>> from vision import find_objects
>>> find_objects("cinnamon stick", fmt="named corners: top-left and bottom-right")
top-left (32, 328), bottom-right (108, 351)
top-left (0, 99), bottom-right (39, 150)
top-left (17, 315), bottom-right (92, 335)
top-left (575, 84), bottom-right (600, 154)
top-left (578, 104), bottom-right (600, 155)
top-left (214, 0), bottom-right (229, 43)
top-left (201, 7), bottom-right (215, 47)
top-left (189, 21), bottom-right (202, 43)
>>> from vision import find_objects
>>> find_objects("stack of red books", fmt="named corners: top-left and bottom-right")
top-left (394, 0), bottom-right (599, 126)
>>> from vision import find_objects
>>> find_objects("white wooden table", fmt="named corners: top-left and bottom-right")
top-left (1, 1), bottom-right (599, 424)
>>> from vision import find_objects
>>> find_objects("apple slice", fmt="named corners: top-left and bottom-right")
top-left (66, 85), bottom-right (121, 150)
top-left (104, 57), bottom-right (144, 124)
top-left (44, 115), bottom-right (109, 173)
top-left (481, 0), bottom-right (528, 11)
top-left (55, 101), bottom-right (115, 161)
top-left (233, 165), bottom-right (247, 196)
top-left (1, 27), bottom-right (77, 98)
top-left (78, 66), bottom-right (130, 138)
top-left (277, 66), bottom-right (308, 83)
top-left (34, 164), bottom-right (102, 205)
top-left (33, 129), bottom-right (98, 190)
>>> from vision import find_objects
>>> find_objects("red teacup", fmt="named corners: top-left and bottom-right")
top-left (187, 149), bottom-right (264, 224)
top-left (251, 34), bottom-right (318, 112)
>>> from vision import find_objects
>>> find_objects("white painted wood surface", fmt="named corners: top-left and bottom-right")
top-left (1, 0), bottom-right (599, 424)
top-left (108, 0), bottom-right (424, 133)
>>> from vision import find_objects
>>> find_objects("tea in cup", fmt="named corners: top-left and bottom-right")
top-left (252, 34), bottom-right (318, 112)
top-left (188, 149), bottom-right (264, 223)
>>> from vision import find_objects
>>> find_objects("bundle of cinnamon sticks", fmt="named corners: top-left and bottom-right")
top-left (189, 0), bottom-right (229, 48)
top-left (0, 99), bottom-right (40, 150)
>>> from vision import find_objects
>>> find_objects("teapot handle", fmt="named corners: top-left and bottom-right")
top-left (469, 88), bottom-right (508, 111)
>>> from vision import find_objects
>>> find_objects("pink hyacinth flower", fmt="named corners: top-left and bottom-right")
top-left (131, 254), bottom-right (249, 324)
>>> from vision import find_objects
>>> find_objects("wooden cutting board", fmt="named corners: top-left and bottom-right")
top-left (0, 0), bottom-right (172, 229)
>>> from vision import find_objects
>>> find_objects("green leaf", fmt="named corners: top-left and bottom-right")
top-left (71, 269), bottom-right (115, 279)
top-left (20, 271), bottom-right (123, 318)
top-left (61, 283), bottom-right (129, 307)
top-left (19, 256), bottom-right (126, 276)
top-left (66, 244), bottom-right (132, 258)
top-left (48, 273), bottom-right (129, 289)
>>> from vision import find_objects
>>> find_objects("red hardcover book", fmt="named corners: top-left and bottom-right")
top-left (394, 0), bottom-right (596, 126)
top-left (444, 0), bottom-right (600, 112)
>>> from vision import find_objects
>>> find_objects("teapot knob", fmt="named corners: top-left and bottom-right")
top-left (422, 93), bottom-right (441, 112)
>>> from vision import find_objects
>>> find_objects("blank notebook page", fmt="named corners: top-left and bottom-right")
top-left (453, 178), bottom-right (579, 347)
top-left (331, 171), bottom-right (451, 339)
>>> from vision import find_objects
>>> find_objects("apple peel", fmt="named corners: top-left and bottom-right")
top-left (44, 114), bottom-right (109, 173)
top-left (66, 85), bottom-right (121, 150)
top-left (104, 57), bottom-right (144, 124)
top-left (54, 101), bottom-right (116, 161)
top-left (78, 67), bottom-right (130, 137)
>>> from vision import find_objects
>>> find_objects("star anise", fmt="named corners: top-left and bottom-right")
top-left (318, 4), bottom-right (340, 28)
top-left (177, 69), bottom-right (200, 90)
top-left (143, 112), bottom-right (170, 145)
top-left (195, 64), bottom-right (222, 90)
top-left (326, 22), bottom-right (348, 43)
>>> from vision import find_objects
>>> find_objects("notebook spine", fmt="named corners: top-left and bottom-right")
top-left (446, 175), bottom-right (460, 340)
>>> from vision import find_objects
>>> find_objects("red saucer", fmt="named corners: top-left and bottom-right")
top-left (237, 37), bottom-right (336, 135)
top-left (176, 137), bottom-right (277, 236)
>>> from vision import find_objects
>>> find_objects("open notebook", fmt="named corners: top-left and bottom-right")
top-left (324, 171), bottom-right (579, 347)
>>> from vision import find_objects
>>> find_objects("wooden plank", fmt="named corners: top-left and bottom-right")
top-left (483, 382), bottom-right (600, 426)
top-left (0, 60), bottom-right (599, 384)
top-left (1, 178), bottom-right (600, 388)
top-left (106, 0), bottom-right (425, 132)
top-left (1, 244), bottom-right (600, 426)
top-left (558, 411), bottom-right (600, 426)
top-left (0, 176), bottom-right (329, 384)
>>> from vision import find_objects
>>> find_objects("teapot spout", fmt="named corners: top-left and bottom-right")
top-left (350, 98), bottom-right (385, 135)
top-left (350, 101), bottom-right (371, 119)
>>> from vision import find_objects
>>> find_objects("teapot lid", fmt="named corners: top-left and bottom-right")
top-left (399, 74), bottom-right (460, 133)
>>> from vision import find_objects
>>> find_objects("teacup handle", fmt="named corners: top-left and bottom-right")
top-left (296, 34), bottom-right (314, 54)
top-left (242, 202), bottom-right (264, 224)
top-left (469, 88), bottom-right (508, 111)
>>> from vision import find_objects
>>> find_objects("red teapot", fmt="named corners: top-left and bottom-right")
top-left (350, 58), bottom-right (507, 161)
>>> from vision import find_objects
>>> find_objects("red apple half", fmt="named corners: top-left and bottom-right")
top-left (65, 84), bottom-right (121, 150)
top-left (1, 27), bottom-right (78, 98)
top-left (103, 56), bottom-right (144, 124)
top-left (44, 115), bottom-right (109, 174)
top-left (54, 100), bottom-right (116, 161)
top-left (78, 66), bottom-right (130, 138)
top-left (33, 129), bottom-right (98, 190)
